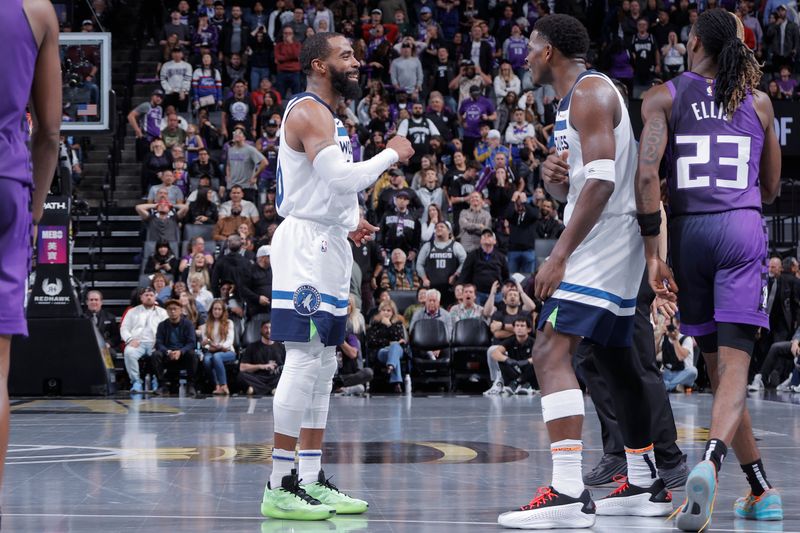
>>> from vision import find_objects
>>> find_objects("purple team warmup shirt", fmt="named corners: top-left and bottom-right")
top-left (459, 96), bottom-right (495, 138)
top-left (505, 37), bottom-right (529, 70)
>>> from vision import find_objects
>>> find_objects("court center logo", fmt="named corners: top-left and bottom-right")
top-left (42, 278), bottom-right (63, 296)
top-left (293, 285), bottom-right (321, 316)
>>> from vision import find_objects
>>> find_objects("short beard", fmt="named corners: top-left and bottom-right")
top-left (330, 65), bottom-right (362, 100)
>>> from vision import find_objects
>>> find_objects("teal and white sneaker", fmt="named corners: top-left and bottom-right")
top-left (674, 460), bottom-right (718, 532)
top-left (734, 489), bottom-right (783, 521)
top-left (303, 470), bottom-right (369, 515)
top-left (261, 469), bottom-right (336, 521)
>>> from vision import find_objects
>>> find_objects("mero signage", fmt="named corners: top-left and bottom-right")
top-left (27, 196), bottom-right (81, 318)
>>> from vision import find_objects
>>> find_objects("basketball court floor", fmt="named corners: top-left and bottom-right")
top-left (2, 391), bottom-right (798, 532)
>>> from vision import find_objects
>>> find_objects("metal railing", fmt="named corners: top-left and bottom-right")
top-left (766, 180), bottom-right (800, 257)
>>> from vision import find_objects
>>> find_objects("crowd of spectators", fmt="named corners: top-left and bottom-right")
top-left (110, 0), bottom-right (800, 395)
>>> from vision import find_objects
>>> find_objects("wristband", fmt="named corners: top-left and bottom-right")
top-left (637, 211), bottom-right (661, 236)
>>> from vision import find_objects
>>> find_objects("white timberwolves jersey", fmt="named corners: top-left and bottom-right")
top-left (552, 71), bottom-right (638, 226)
top-left (276, 93), bottom-right (358, 231)
top-left (540, 70), bottom-right (644, 348)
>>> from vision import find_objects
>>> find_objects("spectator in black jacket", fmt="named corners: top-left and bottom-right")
top-left (152, 299), bottom-right (198, 396)
top-left (533, 198), bottom-right (564, 239)
top-left (380, 190), bottom-right (422, 261)
top-left (504, 192), bottom-right (540, 275)
top-left (187, 187), bottom-right (219, 225)
top-left (458, 228), bottom-right (509, 305)
top-left (751, 256), bottom-right (800, 382)
top-left (211, 234), bottom-right (252, 296)
top-left (189, 150), bottom-right (222, 182)
top-left (238, 321), bottom-right (285, 395)
top-left (145, 240), bottom-right (180, 276)
top-left (85, 290), bottom-right (121, 354)
top-left (240, 245), bottom-right (273, 317)
top-left (141, 139), bottom-right (173, 196)
top-left (219, 5), bottom-right (251, 59)
top-left (376, 169), bottom-right (423, 221)
top-left (254, 202), bottom-right (283, 244)
top-left (461, 24), bottom-right (494, 75)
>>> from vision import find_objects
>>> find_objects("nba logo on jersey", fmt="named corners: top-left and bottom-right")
top-left (293, 285), bottom-right (321, 316)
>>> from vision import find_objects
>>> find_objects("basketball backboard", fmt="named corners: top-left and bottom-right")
top-left (59, 32), bottom-right (113, 133)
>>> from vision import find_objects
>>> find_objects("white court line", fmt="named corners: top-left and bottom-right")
top-left (247, 398), bottom-right (258, 414)
top-left (1, 513), bottom-right (796, 532)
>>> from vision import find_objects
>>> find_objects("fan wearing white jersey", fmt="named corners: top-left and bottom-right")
top-left (261, 32), bottom-right (413, 522)
top-left (497, 15), bottom-right (671, 530)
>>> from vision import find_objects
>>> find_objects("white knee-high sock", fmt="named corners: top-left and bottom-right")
top-left (299, 449), bottom-right (322, 485)
top-left (269, 448), bottom-right (296, 489)
top-left (625, 444), bottom-right (658, 488)
top-left (551, 439), bottom-right (584, 497)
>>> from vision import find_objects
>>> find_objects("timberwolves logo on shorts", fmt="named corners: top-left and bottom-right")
top-left (293, 285), bottom-right (321, 316)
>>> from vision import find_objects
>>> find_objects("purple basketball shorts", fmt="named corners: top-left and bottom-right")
top-left (0, 178), bottom-right (32, 336)
top-left (669, 208), bottom-right (769, 337)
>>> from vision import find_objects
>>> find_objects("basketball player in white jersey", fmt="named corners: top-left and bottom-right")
top-left (497, 15), bottom-right (672, 529)
top-left (260, 32), bottom-right (413, 521)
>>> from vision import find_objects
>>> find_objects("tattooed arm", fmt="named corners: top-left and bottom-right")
top-left (635, 85), bottom-right (671, 261)
top-left (636, 85), bottom-right (678, 308)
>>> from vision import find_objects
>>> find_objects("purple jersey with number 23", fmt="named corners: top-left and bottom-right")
top-left (665, 71), bottom-right (765, 216)
top-left (664, 72), bottom-right (769, 336)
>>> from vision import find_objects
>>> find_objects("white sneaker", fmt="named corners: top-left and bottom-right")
top-left (341, 384), bottom-right (365, 396)
top-left (791, 384), bottom-right (800, 393)
top-left (498, 487), bottom-right (596, 529)
top-left (776, 376), bottom-right (793, 392)
top-left (748, 374), bottom-right (764, 391)
top-left (483, 381), bottom-right (503, 396)
top-left (502, 384), bottom-right (518, 396)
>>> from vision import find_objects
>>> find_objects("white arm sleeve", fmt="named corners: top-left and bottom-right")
top-left (313, 144), bottom-right (399, 194)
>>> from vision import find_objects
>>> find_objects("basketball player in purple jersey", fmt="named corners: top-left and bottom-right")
top-left (636, 9), bottom-right (782, 531)
top-left (0, 0), bottom-right (61, 502)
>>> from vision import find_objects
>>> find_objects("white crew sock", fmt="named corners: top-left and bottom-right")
top-left (269, 448), bottom-right (296, 489)
top-left (551, 439), bottom-right (584, 497)
top-left (299, 449), bottom-right (322, 485)
top-left (625, 444), bottom-right (659, 488)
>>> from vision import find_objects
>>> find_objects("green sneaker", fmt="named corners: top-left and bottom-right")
top-left (261, 469), bottom-right (336, 521)
top-left (303, 470), bottom-right (369, 515)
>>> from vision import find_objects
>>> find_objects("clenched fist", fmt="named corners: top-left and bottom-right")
top-left (386, 135), bottom-right (415, 164)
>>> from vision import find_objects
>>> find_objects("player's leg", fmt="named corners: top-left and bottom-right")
top-left (699, 332), bottom-right (782, 523)
top-left (483, 346), bottom-right (504, 395)
top-left (677, 217), bottom-right (779, 531)
top-left (592, 342), bottom-right (673, 517)
top-left (262, 338), bottom-right (335, 521)
top-left (498, 323), bottom-right (595, 529)
top-left (299, 345), bottom-right (368, 514)
top-left (669, 214), bottom-right (727, 531)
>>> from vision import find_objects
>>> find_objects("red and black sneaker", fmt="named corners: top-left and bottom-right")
top-left (497, 486), bottom-right (596, 529)
top-left (595, 475), bottom-right (673, 516)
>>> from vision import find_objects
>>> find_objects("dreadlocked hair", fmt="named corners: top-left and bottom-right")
top-left (694, 8), bottom-right (762, 117)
